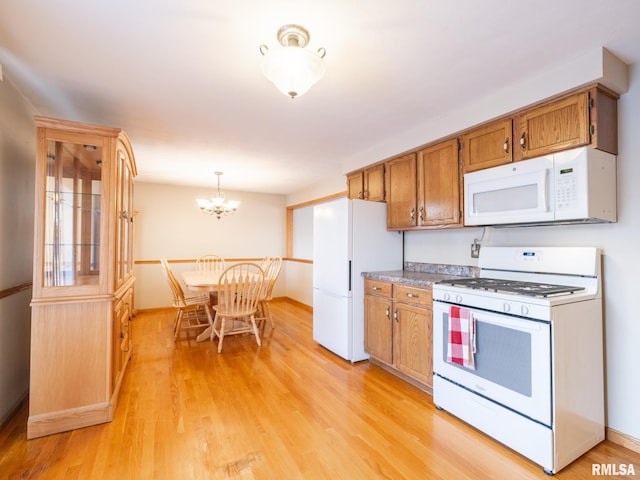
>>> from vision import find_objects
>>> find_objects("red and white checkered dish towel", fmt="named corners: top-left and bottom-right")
top-left (447, 306), bottom-right (476, 370)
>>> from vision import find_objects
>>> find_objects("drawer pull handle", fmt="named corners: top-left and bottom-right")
top-left (406, 293), bottom-right (419, 298)
top-left (372, 286), bottom-right (380, 290)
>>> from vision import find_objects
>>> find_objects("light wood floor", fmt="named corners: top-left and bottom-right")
top-left (1, 299), bottom-right (638, 479)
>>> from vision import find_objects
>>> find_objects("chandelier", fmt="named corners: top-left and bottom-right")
top-left (196, 171), bottom-right (240, 220)
top-left (260, 24), bottom-right (326, 99)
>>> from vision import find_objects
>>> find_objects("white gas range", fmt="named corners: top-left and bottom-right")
top-left (432, 246), bottom-right (605, 475)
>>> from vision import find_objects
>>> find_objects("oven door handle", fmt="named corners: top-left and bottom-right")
top-left (437, 303), bottom-right (549, 332)
top-left (475, 314), bottom-right (548, 332)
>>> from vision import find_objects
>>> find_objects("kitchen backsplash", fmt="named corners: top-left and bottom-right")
top-left (404, 262), bottom-right (479, 278)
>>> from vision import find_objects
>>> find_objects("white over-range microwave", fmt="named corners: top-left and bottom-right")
top-left (464, 146), bottom-right (617, 227)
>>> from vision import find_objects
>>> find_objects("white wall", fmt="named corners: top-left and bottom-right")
top-left (0, 73), bottom-right (36, 423)
top-left (292, 205), bottom-right (313, 259)
top-left (133, 181), bottom-right (287, 310)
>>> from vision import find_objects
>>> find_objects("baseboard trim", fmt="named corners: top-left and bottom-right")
top-left (276, 296), bottom-right (312, 312)
top-left (606, 427), bottom-right (640, 454)
top-left (135, 306), bottom-right (173, 314)
top-left (27, 402), bottom-right (111, 439)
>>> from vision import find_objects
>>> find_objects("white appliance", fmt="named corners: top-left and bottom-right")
top-left (313, 198), bottom-right (402, 362)
top-left (464, 146), bottom-right (617, 227)
top-left (432, 246), bottom-right (605, 475)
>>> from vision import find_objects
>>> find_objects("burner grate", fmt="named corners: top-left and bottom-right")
top-left (438, 277), bottom-right (585, 297)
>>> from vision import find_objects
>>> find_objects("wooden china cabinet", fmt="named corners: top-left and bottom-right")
top-left (28, 116), bottom-right (137, 439)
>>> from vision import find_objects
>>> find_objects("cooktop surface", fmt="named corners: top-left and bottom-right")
top-left (436, 277), bottom-right (585, 297)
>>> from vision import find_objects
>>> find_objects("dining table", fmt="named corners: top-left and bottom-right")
top-left (182, 270), bottom-right (225, 342)
top-left (181, 269), bottom-right (263, 342)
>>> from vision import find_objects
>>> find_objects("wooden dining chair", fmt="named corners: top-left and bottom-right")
top-left (195, 254), bottom-right (226, 306)
top-left (196, 254), bottom-right (226, 274)
top-left (160, 257), bottom-right (213, 339)
top-left (259, 256), bottom-right (272, 271)
top-left (210, 262), bottom-right (264, 353)
top-left (256, 256), bottom-right (282, 330)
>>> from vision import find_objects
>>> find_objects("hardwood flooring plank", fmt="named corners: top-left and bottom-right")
top-left (1, 299), bottom-right (639, 479)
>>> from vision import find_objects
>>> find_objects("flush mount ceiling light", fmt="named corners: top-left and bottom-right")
top-left (196, 171), bottom-right (240, 220)
top-left (260, 24), bottom-right (326, 99)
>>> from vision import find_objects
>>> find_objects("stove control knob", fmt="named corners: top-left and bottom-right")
top-left (455, 294), bottom-right (463, 303)
top-left (503, 302), bottom-right (511, 313)
top-left (521, 305), bottom-right (529, 316)
top-left (443, 293), bottom-right (451, 301)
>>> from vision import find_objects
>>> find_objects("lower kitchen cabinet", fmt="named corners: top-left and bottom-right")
top-left (364, 279), bottom-right (433, 391)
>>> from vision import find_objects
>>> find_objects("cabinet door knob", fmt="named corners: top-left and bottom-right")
top-left (385, 307), bottom-right (390, 319)
top-left (503, 138), bottom-right (509, 154)
top-left (410, 207), bottom-right (415, 221)
top-left (520, 132), bottom-right (527, 151)
top-left (419, 206), bottom-right (424, 222)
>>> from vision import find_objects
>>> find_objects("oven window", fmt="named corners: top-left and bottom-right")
top-left (442, 316), bottom-right (532, 396)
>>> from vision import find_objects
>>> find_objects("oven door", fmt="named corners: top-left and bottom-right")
top-left (433, 300), bottom-right (551, 427)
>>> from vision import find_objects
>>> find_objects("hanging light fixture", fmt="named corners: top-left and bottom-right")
top-left (196, 171), bottom-right (240, 220)
top-left (260, 24), bottom-right (326, 99)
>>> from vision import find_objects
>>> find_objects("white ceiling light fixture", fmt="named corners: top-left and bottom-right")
top-left (260, 24), bottom-right (326, 99)
top-left (196, 171), bottom-right (240, 220)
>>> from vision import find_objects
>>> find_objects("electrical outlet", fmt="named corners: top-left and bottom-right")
top-left (471, 241), bottom-right (480, 258)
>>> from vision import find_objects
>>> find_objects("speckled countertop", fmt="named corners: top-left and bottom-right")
top-left (362, 262), bottom-right (479, 288)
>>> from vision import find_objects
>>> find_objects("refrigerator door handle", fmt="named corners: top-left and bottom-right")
top-left (348, 260), bottom-right (352, 292)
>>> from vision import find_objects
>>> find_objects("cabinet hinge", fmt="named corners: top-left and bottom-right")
top-left (457, 139), bottom-right (463, 151)
top-left (588, 97), bottom-right (594, 109)
top-left (590, 124), bottom-right (595, 136)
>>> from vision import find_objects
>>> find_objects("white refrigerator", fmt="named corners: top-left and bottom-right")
top-left (312, 198), bottom-right (403, 362)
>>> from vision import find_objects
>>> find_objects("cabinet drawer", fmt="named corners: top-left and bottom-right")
top-left (393, 284), bottom-right (432, 307)
top-left (365, 279), bottom-right (392, 297)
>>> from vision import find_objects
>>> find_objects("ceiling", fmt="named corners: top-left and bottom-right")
top-left (2, 0), bottom-right (640, 195)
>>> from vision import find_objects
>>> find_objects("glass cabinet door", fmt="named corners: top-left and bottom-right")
top-left (44, 139), bottom-right (103, 287)
top-left (115, 147), bottom-right (133, 286)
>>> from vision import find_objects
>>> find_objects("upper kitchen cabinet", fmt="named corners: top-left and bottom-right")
top-left (515, 84), bottom-right (618, 160)
top-left (386, 139), bottom-right (462, 230)
top-left (347, 163), bottom-right (385, 201)
top-left (461, 118), bottom-right (513, 173)
top-left (386, 153), bottom-right (417, 229)
top-left (29, 116), bottom-right (137, 439)
top-left (417, 138), bottom-right (461, 227)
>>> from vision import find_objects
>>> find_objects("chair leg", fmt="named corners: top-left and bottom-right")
top-left (249, 314), bottom-right (261, 347)
top-left (264, 301), bottom-right (274, 329)
top-left (217, 317), bottom-right (226, 353)
top-left (174, 309), bottom-right (184, 339)
top-left (172, 309), bottom-right (180, 335)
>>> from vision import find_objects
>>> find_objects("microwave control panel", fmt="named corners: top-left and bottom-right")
top-left (555, 167), bottom-right (578, 210)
